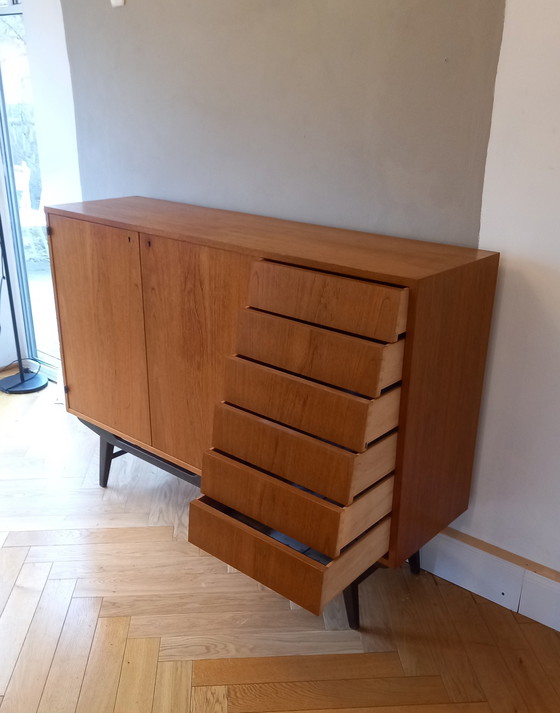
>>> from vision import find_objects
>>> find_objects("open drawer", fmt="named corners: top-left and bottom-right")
top-left (201, 449), bottom-right (394, 558)
top-left (223, 357), bottom-right (401, 452)
top-left (189, 497), bottom-right (391, 615)
top-left (212, 404), bottom-right (398, 506)
top-left (236, 308), bottom-right (405, 398)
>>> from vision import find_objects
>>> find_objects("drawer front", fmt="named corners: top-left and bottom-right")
top-left (223, 357), bottom-right (401, 452)
top-left (201, 450), bottom-right (394, 557)
top-left (202, 450), bottom-right (340, 556)
top-left (236, 309), bottom-right (405, 397)
top-left (249, 261), bottom-right (408, 343)
top-left (213, 404), bottom-right (398, 505)
top-left (189, 497), bottom-right (391, 615)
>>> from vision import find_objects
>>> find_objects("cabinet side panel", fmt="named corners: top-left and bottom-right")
top-left (48, 215), bottom-right (151, 444)
top-left (390, 254), bottom-right (499, 565)
top-left (141, 238), bottom-right (252, 470)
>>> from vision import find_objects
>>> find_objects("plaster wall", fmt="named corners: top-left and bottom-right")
top-left (59, 0), bottom-right (504, 245)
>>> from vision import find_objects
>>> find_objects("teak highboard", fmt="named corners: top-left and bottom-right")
top-left (46, 197), bottom-right (499, 615)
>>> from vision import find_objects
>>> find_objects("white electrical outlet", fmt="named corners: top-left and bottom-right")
top-left (111, 0), bottom-right (125, 7)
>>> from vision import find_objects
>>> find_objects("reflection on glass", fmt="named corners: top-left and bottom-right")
top-left (0, 13), bottom-right (60, 366)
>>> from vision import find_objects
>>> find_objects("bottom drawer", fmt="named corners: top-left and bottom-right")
top-left (188, 497), bottom-right (391, 615)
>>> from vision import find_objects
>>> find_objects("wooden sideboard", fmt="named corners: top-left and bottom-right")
top-left (46, 197), bottom-right (499, 614)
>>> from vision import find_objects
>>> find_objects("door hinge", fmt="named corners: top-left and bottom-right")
top-left (64, 385), bottom-right (70, 394)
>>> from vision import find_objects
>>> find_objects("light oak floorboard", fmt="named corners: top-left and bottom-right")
top-left (114, 637), bottom-right (160, 713)
top-left (100, 589), bottom-right (290, 618)
top-left (190, 685), bottom-right (227, 713)
top-left (477, 600), bottom-right (560, 713)
top-left (75, 616), bottom-right (130, 713)
top-left (37, 596), bottom-right (102, 713)
top-left (145, 473), bottom-right (198, 528)
top-left (0, 512), bottom-right (151, 532)
top-left (50, 557), bottom-right (228, 579)
top-left (3, 386), bottom-right (560, 713)
top-left (129, 608), bottom-right (325, 638)
top-left (27, 539), bottom-right (199, 562)
top-left (0, 546), bottom-right (28, 614)
top-left (0, 578), bottom-right (76, 713)
top-left (225, 676), bottom-right (450, 712)
top-left (153, 660), bottom-right (193, 713)
top-left (374, 568), bottom-right (440, 676)
top-left (265, 705), bottom-right (492, 713)
top-left (438, 579), bottom-right (530, 713)
top-left (405, 572), bottom-right (485, 703)
top-left (74, 571), bottom-right (259, 597)
top-left (357, 571), bottom-right (397, 653)
top-left (0, 476), bottom-right (85, 495)
top-left (518, 620), bottom-right (560, 700)
top-left (322, 593), bottom-right (351, 631)
top-left (0, 561), bottom-right (52, 695)
top-left (4, 525), bottom-right (174, 547)
top-left (192, 652), bottom-right (403, 686)
top-left (0, 489), bottom-right (126, 516)
top-left (160, 631), bottom-right (364, 661)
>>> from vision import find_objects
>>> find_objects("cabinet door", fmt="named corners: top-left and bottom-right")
top-left (140, 236), bottom-right (252, 471)
top-left (49, 215), bottom-right (151, 443)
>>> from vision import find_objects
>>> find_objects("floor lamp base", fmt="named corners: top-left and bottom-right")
top-left (0, 370), bottom-right (49, 394)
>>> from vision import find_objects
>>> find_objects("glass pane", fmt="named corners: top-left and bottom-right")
top-left (0, 13), bottom-right (60, 368)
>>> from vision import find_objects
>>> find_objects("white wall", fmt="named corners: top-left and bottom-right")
top-left (450, 0), bottom-right (560, 571)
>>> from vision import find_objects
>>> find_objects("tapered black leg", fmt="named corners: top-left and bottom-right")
top-left (408, 550), bottom-right (421, 575)
top-left (99, 437), bottom-right (114, 487)
top-left (343, 582), bottom-right (360, 630)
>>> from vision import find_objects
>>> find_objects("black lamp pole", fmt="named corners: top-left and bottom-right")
top-left (0, 214), bottom-right (48, 393)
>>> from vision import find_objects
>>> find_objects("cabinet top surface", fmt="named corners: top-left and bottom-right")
top-left (46, 196), bottom-right (498, 284)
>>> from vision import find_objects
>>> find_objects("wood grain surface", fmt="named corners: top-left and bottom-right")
top-left (0, 578), bottom-right (75, 713)
top-left (114, 637), bottom-right (160, 713)
top-left (389, 256), bottom-right (499, 565)
top-left (201, 450), bottom-right (393, 557)
top-left (248, 260), bottom-right (408, 343)
top-left (236, 308), bottom-right (405, 397)
top-left (140, 237), bottom-right (252, 471)
top-left (188, 497), bottom-right (391, 614)
top-left (223, 357), bottom-right (400, 451)
top-left (75, 616), bottom-right (130, 713)
top-left (37, 597), bottom-right (102, 713)
top-left (48, 214), bottom-right (151, 444)
top-left (46, 197), bottom-right (497, 285)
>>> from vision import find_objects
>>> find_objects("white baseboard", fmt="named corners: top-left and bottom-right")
top-left (420, 533), bottom-right (560, 632)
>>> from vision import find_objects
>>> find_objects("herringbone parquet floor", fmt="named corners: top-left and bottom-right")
top-left (1, 381), bottom-right (559, 712)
